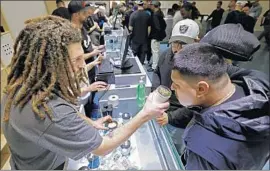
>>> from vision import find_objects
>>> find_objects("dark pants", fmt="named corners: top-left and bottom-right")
top-left (131, 41), bottom-right (148, 64)
top-left (258, 25), bottom-right (270, 46)
top-left (84, 70), bottom-right (96, 118)
top-left (147, 39), bottom-right (152, 62)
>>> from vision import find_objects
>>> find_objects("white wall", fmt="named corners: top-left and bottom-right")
top-left (1, 1), bottom-right (48, 39)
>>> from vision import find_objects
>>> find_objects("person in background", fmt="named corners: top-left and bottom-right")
top-left (191, 1), bottom-right (200, 18)
top-left (153, 19), bottom-right (200, 153)
top-left (225, 1), bottom-right (256, 33)
top-left (249, 0), bottom-right (262, 22)
top-left (92, 6), bottom-right (108, 29)
top-left (52, 0), bottom-right (70, 20)
top-left (1, 15), bottom-right (170, 170)
top-left (110, 1), bottom-right (118, 16)
top-left (163, 8), bottom-right (174, 44)
top-left (206, 1), bottom-right (224, 30)
top-left (121, 2), bottom-right (134, 29)
top-left (167, 8), bottom-right (174, 17)
top-left (173, 4), bottom-right (183, 27)
top-left (148, 1), bottom-right (167, 72)
top-left (144, 1), bottom-right (154, 66)
top-left (83, 3), bottom-right (102, 46)
top-left (129, 1), bottom-right (151, 64)
top-left (179, 2), bottom-right (203, 38)
top-left (172, 3), bottom-right (180, 16)
top-left (69, 0), bottom-right (107, 116)
top-left (69, 0), bottom-right (103, 80)
top-left (244, 0), bottom-right (252, 8)
top-left (92, 6), bottom-right (109, 45)
top-left (258, 9), bottom-right (270, 49)
top-left (220, 0), bottom-right (236, 24)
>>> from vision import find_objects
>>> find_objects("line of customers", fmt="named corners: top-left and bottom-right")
top-left (2, 0), bottom-right (269, 169)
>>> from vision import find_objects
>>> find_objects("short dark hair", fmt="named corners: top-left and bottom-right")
top-left (56, 0), bottom-right (64, 4)
top-left (167, 8), bottom-right (174, 16)
top-left (172, 3), bottom-right (180, 11)
top-left (181, 2), bottom-right (193, 11)
top-left (218, 1), bottom-right (223, 5)
top-left (173, 43), bottom-right (228, 80)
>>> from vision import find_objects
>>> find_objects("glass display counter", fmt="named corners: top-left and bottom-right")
top-left (65, 99), bottom-right (184, 170)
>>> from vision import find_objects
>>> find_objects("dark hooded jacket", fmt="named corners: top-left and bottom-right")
top-left (181, 66), bottom-right (270, 170)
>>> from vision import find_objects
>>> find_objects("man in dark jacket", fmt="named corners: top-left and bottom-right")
top-left (206, 1), bottom-right (224, 29)
top-left (160, 24), bottom-right (269, 169)
top-left (148, 1), bottom-right (167, 72)
top-left (171, 43), bottom-right (269, 170)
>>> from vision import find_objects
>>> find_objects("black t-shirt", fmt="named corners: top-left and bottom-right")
top-left (129, 10), bottom-right (151, 44)
top-left (52, 7), bottom-right (70, 20)
top-left (263, 10), bottom-right (270, 26)
top-left (81, 27), bottom-right (93, 63)
top-left (81, 27), bottom-right (96, 81)
top-left (209, 8), bottom-right (224, 28)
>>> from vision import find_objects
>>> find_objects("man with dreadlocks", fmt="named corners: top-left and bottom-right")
top-left (1, 15), bottom-right (169, 170)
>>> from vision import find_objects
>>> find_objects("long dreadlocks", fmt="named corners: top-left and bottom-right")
top-left (3, 15), bottom-right (83, 121)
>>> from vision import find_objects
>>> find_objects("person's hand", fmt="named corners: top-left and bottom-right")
top-left (156, 112), bottom-right (169, 126)
top-left (85, 81), bottom-right (108, 92)
top-left (139, 93), bottom-right (169, 120)
top-left (97, 45), bottom-right (105, 50)
top-left (92, 116), bottom-right (112, 130)
top-left (92, 49), bottom-right (102, 56)
top-left (93, 55), bottom-right (104, 66)
top-left (94, 22), bottom-right (99, 27)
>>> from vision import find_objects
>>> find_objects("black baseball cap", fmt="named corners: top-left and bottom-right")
top-left (68, 0), bottom-right (87, 14)
top-left (200, 24), bottom-right (260, 61)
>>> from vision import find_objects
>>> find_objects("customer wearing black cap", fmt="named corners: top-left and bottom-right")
top-left (171, 42), bottom-right (269, 170)
top-left (68, 0), bottom-right (104, 79)
top-left (69, 0), bottom-right (108, 117)
top-left (129, 1), bottom-right (151, 64)
top-left (52, 0), bottom-right (71, 20)
top-left (161, 24), bottom-right (269, 169)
